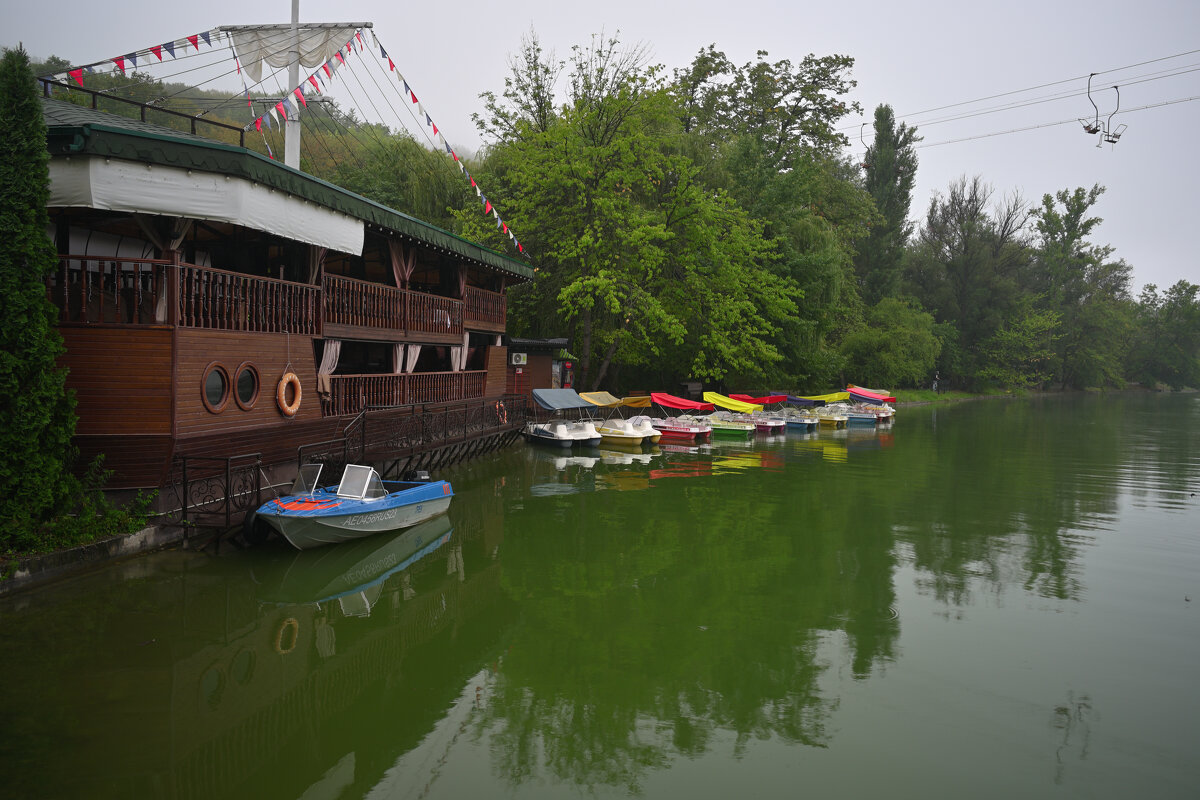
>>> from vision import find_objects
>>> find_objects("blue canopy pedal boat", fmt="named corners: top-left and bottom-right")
top-left (253, 463), bottom-right (454, 550)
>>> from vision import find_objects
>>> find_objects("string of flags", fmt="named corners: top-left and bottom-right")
top-left (39, 26), bottom-right (527, 258)
top-left (42, 29), bottom-right (221, 88)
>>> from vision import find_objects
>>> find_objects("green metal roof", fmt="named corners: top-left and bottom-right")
top-left (42, 98), bottom-right (533, 280)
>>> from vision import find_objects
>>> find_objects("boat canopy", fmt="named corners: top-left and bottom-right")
top-left (798, 392), bottom-right (851, 404)
top-left (531, 388), bottom-right (593, 411)
top-left (730, 393), bottom-right (787, 406)
top-left (579, 391), bottom-right (653, 409)
top-left (781, 394), bottom-right (825, 407)
top-left (703, 392), bottom-right (763, 413)
top-left (847, 385), bottom-right (896, 404)
top-left (650, 392), bottom-right (715, 411)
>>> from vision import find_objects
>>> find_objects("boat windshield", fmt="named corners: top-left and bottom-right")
top-left (336, 464), bottom-right (388, 500)
top-left (291, 464), bottom-right (323, 495)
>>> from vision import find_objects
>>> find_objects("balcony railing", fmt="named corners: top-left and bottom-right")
top-left (323, 371), bottom-right (487, 417)
top-left (323, 274), bottom-right (463, 336)
top-left (463, 286), bottom-right (506, 327)
top-left (177, 265), bottom-right (320, 334)
top-left (50, 258), bottom-right (496, 341)
top-left (51, 256), bottom-right (171, 325)
top-left (50, 257), bottom-right (320, 334)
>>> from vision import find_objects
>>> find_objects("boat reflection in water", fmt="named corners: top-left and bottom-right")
top-left (252, 515), bottom-right (454, 616)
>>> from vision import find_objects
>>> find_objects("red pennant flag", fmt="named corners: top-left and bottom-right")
top-left (335, 52), bottom-right (345, 65)
top-left (517, 242), bottom-right (524, 253)
top-left (410, 90), bottom-right (418, 104)
top-left (484, 201), bottom-right (493, 215)
top-left (346, 42), bottom-right (352, 54)
top-left (294, 88), bottom-right (307, 108)
top-left (503, 223), bottom-right (508, 234)
top-left (112, 57), bottom-right (126, 74)
top-left (150, 45), bottom-right (162, 61)
top-left (255, 118), bottom-right (263, 132)
top-left (470, 177), bottom-right (476, 187)
top-left (187, 35), bottom-right (199, 50)
top-left (452, 151), bottom-right (459, 162)
top-left (308, 75), bottom-right (319, 90)
top-left (276, 101), bottom-right (286, 117)
top-left (68, 69), bottom-right (83, 86)
top-left (432, 123), bottom-right (439, 135)
top-left (388, 57), bottom-right (395, 72)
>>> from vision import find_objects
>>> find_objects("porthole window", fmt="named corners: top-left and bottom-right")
top-left (202, 362), bottom-right (230, 413)
top-left (235, 362), bottom-right (259, 411)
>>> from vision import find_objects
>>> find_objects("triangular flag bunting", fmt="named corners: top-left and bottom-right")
top-left (410, 89), bottom-right (418, 104)
top-left (432, 122), bottom-right (438, 135)
top-left (163, 41), bottom-right (175, 58)
top-left (452, 151), bottom-right (459, 162)
top-left (150, 45), bottom-right (162, 61)
top-left (281, 97), bottom-right (292, 115)
top-left (323, 61), bottom-right (332, 77)
top-left (294, 88), bottom-right (307, 108)
top-left (187, 35), bottom-right (199, 50)
top-left (380, 45), bottom-right (388, 59)
top-left (308, 75), bottom-right (319, 90)
top-left (200, 31), bottom-right (211, 47)
top-left (127, 53), bottom-right (138, 68)
top-left (269, 107), bottom-right (279, 126)
top-left (275, 102), bottom-right (285, 118)
top-left (425, 112), bottom-right (432, 127)
top-left (335, 51), bottom-right (345, 65)
top-left (484, 201), bottom-right (493, 215)
top-left (470, 177), bottom-right (476, 187)
top-left (388, 57), bottom-right (395, 72)
top-left (68, 69), bottom-right (83, 86)
top-left (255, 118), bottom-right (263, 132)
top-left (503, 223), bottom-right (508, 234)
top-left (356, 31), bottom-right (364, 47)
top-left (112, 57), bottom-right (126, 74)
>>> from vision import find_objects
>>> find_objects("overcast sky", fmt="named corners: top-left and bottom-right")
top-left (6, 0), bottom-right (1198, 292)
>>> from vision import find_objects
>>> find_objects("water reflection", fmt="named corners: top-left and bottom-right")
top-left (2, 394), bottom-right (1199, 797)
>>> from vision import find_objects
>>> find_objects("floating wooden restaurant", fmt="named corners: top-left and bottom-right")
top-left (39, 94), bottom-right (531, 519)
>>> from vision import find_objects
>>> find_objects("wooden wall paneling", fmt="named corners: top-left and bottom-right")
top-left (484, 346), bottom-right (507, 398)
top-left (59, 327), bottom-right (173, 436)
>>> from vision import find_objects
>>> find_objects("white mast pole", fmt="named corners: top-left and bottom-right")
top-left (284, 0), bottom-right (301, 169)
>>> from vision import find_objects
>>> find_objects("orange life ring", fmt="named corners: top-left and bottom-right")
top-left (276, 372), bottom-right (302, 416)
top-left (274, 617), bottom-right (299, 655)
top-left (495, 400), bottom-right (507, 424)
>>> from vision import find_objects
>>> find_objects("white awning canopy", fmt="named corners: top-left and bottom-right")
top-left (49, 156), bottom-right (364, 256)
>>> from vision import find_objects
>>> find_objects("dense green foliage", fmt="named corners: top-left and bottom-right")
top-left (32, 34), bottom-right (1200, 394)
top-left (3, 48), bottom-right (151, 556)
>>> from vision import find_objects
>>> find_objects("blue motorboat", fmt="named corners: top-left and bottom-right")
top-left (253, 464), bottom-right (453, 550)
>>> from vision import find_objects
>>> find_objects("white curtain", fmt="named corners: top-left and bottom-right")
top-left (317, 339), bottom-right (341, 397)
top-left (392, 343), bottom-right (404, 374)
top-left (450, 331), bottom-right (469, 371)
top-left (494, 334), bottom-right (502, 346)
top-left (404, 344), bottom-right (421, 373)
top-left (388, 239), bottom-right (416, 289)
top-left (307, 246), bottom-right (327, 284)
top-left (231, 27), bottom-right (358, 83)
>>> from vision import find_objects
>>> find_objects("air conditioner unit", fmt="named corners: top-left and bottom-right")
top-left (511, 352), bottom-right (527, 365)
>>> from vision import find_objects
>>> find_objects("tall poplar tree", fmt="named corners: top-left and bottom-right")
top-left (0, 46), bottom-right (78, 541)
top-left (855, 104), bottom-right (919, 305)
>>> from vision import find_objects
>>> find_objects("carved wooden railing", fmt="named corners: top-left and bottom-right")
top-left (462, 286), bottom-right (506, 327)
top-left (323, 275), bottom-right (463, 336)
top-left (50, 257), bottom-right (320, 334)
top-left (51, 256), bottom-right (171, 325)
top-left (177, 265), bottom-right (320, 334)
top-left (323, 371), bottom-right (487, 417)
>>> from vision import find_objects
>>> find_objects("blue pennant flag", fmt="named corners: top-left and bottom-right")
top-left (200, 31), bottom-right (211, 47)
top-left (163, 41), bottom-right (175, 59)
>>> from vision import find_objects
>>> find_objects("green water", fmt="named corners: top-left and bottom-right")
top-left (2, 394), bottom-right (1198, 799)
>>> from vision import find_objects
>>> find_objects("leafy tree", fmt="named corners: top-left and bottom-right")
top-left (1126, 281), bottom-right (1200, 389)
top-left (854, 104), bottom-right (919, 304)
top-left (1029, 185), bottom-right (1132, 388)
top-left (464, 32), bottom-right (796, 389)
top-left (0, 46), bottom-right (78, 543)
top-left (904, 176), bottom-right (1032, 388)
top-left (840, 298), bottom-right (940, 388)
top-left (977, 301), bottom-right (1062, 388)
